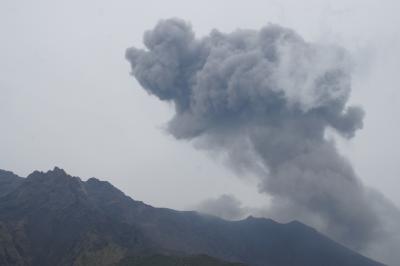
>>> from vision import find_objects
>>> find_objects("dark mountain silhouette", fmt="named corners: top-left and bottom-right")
top-left (0, 168), bottom-right (384, 266)
top-left (0, 169), bottom-right (23, 197)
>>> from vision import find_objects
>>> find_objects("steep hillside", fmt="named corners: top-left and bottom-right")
top-left (0, 168), bottom-right (384, 266)
top-left (0, 169), bottom-right (23, 197)
top-left (119, 254), bottom-right (246, 266)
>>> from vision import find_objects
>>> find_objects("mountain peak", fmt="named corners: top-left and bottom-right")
top-left (26, 167), bottom-right (80, 184)
top-left (244, 215), bottom-right (274, 224)
top-left (0, 169), bottom-right (20, 178)
top-left (49, 166), bottom-right (67, 175)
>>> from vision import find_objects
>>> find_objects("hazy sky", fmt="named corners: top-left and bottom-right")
top-left (1, 0), bottom-right (399, 212)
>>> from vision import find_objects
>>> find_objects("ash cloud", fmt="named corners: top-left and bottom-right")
top-left (126, 18), bottom-right (387, 250)
top-left (195, 194), bottom-right (249, 221)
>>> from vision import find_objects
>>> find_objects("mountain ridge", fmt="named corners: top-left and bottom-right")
top-left (0, 168), bottom-right (385, 266)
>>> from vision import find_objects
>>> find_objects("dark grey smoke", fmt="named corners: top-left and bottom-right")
top-left (126, 18), bottom-right (381, 249)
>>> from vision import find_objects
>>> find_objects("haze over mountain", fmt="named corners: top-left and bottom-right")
top-left (0, 168), bottom-right (384, 266)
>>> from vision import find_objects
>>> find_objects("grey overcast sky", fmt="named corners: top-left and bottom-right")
top-left (0, 0), bottom-right (399, 212)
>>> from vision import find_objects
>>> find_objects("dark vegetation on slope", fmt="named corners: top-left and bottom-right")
top-left (119, 254), bottom-right (246, 266)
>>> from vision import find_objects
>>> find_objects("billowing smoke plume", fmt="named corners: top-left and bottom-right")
top-left (126, 18), bottom-right (380, 249)
top-left (195, 194), bottom-right (249, 221)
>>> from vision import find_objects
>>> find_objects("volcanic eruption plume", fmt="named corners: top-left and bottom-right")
top-left (126, 18), bottom-right (382, 249)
